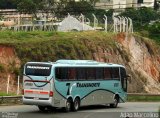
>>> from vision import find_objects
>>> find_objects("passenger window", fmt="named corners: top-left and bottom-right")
top-left (104, 68), bottom-right (112, 79)
top-left (96, 68), bottom-right (103, 80)
top-left (112, 68), bottom-right (120, 79)
top-left (55, 67), bottom-right (68, 80)
top-left (68, 68), bottom-right (76, 80)
top-left (76, 68), bottom-right (86, 80)
top-left (86, 68), bottom-right (96, 80)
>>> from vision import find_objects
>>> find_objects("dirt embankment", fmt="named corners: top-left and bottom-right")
top-left (0, 32), bottom-right (159, 94)
top-left (116, 33), bottom-right (160, 93)
top-left (0, 46), bottom-right (21, 93)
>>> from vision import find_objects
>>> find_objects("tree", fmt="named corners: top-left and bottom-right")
top-left (14, 0), bottom-right (40, 18)
top-left (154, 0), bottom-right (160, 11)
top-left (63, 1), bottom-right (94, 16)
top-left (119, 7), bottom-right (160, 30)
top-left (148, 22), bottom-right (160, 34)
top-left (0, 0), bottom-right (16, 9)
top-left (14, 0), bottom-right (60, 18)
top-left (88, 0), bottom-right (100, 6)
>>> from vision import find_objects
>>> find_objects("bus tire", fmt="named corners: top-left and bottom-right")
top-left (110, 96), bottom-right (119, 108)
top-left (64, 99), bottom-right (72, 112)
top-left (72, 98), bottom-right (80, 111)
top-left (38, 106), bottom-right (47, 111)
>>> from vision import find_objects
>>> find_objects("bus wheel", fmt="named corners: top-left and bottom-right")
top-left (110, 96), bottom-right (119, 108)
top-left (38, 106), bottom-right (47, 111)
top-left (72, 98), bottom-right (80, 111)
top-left (64, 99), bottom-right (72, 112)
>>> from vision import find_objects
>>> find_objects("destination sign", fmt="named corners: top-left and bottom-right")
top-left (27, 66), bottom-right (50, 70)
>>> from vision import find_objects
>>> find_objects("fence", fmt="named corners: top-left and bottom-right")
top-left (0, 96), bottom-right (22, 105)
top-left (1, 12), bottom-right (133, 33)
top-left (10, 23), bottom-right (60, 31)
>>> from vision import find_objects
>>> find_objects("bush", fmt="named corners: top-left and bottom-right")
top-left (0, 64), bottom-right (5, 72)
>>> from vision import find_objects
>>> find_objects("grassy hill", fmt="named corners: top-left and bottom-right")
top-left (0, 31), bottom-right (159, 93)
top-left (0, 31), bottom-right (116, 65)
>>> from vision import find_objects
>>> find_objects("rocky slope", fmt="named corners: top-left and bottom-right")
top-left (0, 31), bottom-right (159, 93)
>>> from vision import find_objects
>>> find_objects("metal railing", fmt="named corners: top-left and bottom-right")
top-left (0, 96), bottom-right (22, 105)
top-left (127, 93), bottom-right (160, 96)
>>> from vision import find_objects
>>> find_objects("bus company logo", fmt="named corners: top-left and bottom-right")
top-left (25, 83), bottom-right (33, 86)
top-left (27, 66), bottom-right (50, 70)
top-left (77, 83), bottom-right (100, 88)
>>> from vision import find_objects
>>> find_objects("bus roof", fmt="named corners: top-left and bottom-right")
top-left (55, 60), bottom-right (124, 67)
top-left (26, 60), bottom-right (125, 68)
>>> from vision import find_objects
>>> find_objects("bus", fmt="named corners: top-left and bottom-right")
top-left (23, 60), bottom-right (129, 112)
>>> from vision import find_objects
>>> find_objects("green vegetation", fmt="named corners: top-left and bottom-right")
top-left (0, 64), bottom-right (5, 72)
top-left (0, 0), bottom-right (16, 9)
top-left (119, 7), bottom-right (160, 44)
top-left (0, 31), bottom-right (54, 44)
top-left (13, 0), bottom-right (101, 18)
top-left (119, 7), bottom-right (160, 29)
top-left (127, 95), bottom-right (160, 102)
top-left (0, 92), bottom-right (16, 96)
top-left (0, 31), bottom-right (116, 74)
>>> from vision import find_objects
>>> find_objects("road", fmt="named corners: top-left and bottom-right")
top-left (0, 102), bottom-right (159, 118)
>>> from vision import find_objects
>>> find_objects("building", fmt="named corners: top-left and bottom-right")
top-left (95, 0), bottom-right (155, 10)
top-left (136, 0), bottom-right (155, 8)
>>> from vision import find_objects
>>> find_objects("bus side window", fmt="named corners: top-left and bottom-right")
top-left (86, 68), bottom-right (96, 80)
top-left (55, 67), bottom-right (68, 80)
top-left (68, 68), bottom-right (76, 80)
top-left (104, 68), bottom-right (112, 80)
top-left (55, 68), bottom-right (60, 79)
top-left (112, 68), bottom-right (120, 79)
top-left (96, 68), bottom-right (103, 80)
top-left (76, 68), bottom-right (86, 80)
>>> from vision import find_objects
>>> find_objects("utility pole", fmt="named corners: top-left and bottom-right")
top-left (113, 17), bottom-right (116, 32)
top-left (92, 14), bottom-right (98, 30)
top-left (128, 17), bottom-right (133, 33)
top-left (118, 16), bottom-right (122, 32)
top-left (122, 16), bottom-right (125, 32)
top-left (125, 17), bottom-right (128, 33)
top-left (81, 14), bottom-right (85, 31)
top-left (104, 15), bottom-right (107, 32)
top-left (87, 18), bottom-right (90, 26)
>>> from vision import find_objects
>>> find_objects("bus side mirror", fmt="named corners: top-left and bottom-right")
top-left (127, 74), bottom-right (131, 83)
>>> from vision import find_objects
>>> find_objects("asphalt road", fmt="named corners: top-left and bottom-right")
top-left (0, 102), bottom-right (159, 118)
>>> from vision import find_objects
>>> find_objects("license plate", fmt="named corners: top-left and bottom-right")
top-left (34, 97), bottom-right (39, 100)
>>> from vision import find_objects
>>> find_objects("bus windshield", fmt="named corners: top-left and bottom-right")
top-left (25, 63), bottom-right (52, 76)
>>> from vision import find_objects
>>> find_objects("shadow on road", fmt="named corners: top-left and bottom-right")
top-left (29, 105), bottom-right (121, 114)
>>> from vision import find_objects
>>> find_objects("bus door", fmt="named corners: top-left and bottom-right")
top-left (120, 67), bottom-right (127, 92)
top-left (23, 64), bottom-right (52, 99)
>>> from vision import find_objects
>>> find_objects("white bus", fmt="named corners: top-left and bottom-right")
top-left (23, 60), bottom-right (128, 112)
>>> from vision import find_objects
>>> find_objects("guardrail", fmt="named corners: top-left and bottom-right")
top-left (0, 96), bottom-right (22, 105)
top-left (0, 93), bottom-right (160, 105)
top-left (127, 93), bottom-right (160, 102)
top-left (127, 93), bottom-right (160, 96)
